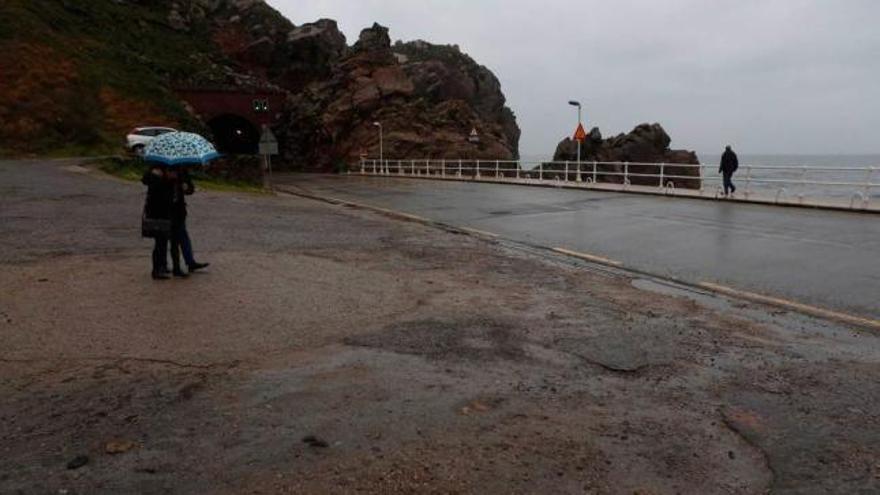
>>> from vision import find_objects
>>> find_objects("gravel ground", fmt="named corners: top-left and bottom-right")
top-left (1, 159), bottom-right (879, 494)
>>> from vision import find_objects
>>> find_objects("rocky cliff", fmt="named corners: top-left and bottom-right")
top-left (277, 24), bottom-right (521, 170)
top-left (0, 0), bottom-right (520, 167)
top-left (552, 123), bottom-right (701, 188)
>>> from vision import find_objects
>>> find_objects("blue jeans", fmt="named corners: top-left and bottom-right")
top-left (723, 172), bottom-right (736, 195)
top-left (171, 221), bottom-right (196, 270)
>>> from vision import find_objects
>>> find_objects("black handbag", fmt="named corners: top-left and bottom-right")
top-left (141, 211), bottom-right (171, 238)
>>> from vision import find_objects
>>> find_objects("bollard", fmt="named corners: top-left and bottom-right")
top-left (441, 159), bottom-right (446, 177)
top-left (775, 188), bottom-right (788, 204)
top-left (476, 160), bottom-right (481, 179)
top-left (698, 164), bottom-right (705, 196)
top-left (745, 166), bottom-right (753, 198)
top-left (495, 160), bottom-right (500, 179)
top-left (851, 192), bottom-right (868, 210)
top-left (458, 159), bottom-right (463, 178)
top-left (799, 166), bottom-right (808, 204)
top-left (565, 161), bottom-right (569, 182)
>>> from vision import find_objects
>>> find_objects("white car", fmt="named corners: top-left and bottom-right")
top-left (126, 127), bottom-right (178, 155)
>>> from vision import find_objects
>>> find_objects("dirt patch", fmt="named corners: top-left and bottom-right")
top-left (346, 317), bottom-right (529, 363)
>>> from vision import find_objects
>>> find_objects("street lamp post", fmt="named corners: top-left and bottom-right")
top-left (373, 121), bottom-right (384, 174)
top-left (568, 101), bottom-right (582, 167)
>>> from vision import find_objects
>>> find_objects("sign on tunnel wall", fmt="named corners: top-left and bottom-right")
top-left (175, 88), bottom-right (284, 155)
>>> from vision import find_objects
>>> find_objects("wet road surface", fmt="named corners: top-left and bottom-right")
top-left (279, 174), bottom-right (880, 321)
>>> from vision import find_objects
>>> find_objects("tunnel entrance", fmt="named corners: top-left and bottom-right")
top-left (208, 114), bottom-right (260, 154)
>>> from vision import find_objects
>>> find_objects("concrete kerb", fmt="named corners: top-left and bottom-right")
top-left (274, 186), bottom-right (475, 237)
top-left (276, 184), bottom-right (880, 333)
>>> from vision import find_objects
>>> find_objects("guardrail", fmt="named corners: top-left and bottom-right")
top-left (355, 159), bottom-right (879, 211)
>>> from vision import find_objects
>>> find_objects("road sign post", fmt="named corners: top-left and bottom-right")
top-left (569, 100), bottom-right (585, 182)
top-left (574, 122), bottom-right (587, 183)
top-left (258, 125), bottom-right (279, 191)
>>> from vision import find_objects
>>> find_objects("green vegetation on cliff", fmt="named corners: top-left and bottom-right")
top-left (91, 156), bottom-right (265, 193)
top-left (0, 0), bottom-right (256, 156)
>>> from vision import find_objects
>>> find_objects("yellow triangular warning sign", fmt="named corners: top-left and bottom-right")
top-left (573, 123), bottom-right (587, 142)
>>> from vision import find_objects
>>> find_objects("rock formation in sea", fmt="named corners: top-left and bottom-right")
top-left (551, 123), bottom-right (701, 189)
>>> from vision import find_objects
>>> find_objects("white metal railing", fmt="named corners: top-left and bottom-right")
top-left (355, 159), bottom-right (879, 211)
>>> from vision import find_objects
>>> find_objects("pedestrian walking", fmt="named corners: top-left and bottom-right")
top-left (169, 168), bottom-right (209, 277)
top-left (141, 166), bottom-right (174, 280)
top-left (719, 145), bottom-right (739, 197)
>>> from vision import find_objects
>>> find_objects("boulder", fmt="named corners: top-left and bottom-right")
top-left (351, 79), bottom-right (381, 110)
top-left (372, 66), bottom-right (414, 96)
top-left (354, 23), bottom-right (391, 52)
top-left (286, 19), bottom-right (347, 53)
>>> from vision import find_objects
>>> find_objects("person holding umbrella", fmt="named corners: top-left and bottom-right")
top-left (168, 167), bottom-right (210, 277)
top-left (141, 165), bottom-right (174, 280)
top-left (141, 132), bottom-right (219, 280)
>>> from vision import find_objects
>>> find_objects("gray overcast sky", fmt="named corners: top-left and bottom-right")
top-left (269, 1), bottom-right (880, 157)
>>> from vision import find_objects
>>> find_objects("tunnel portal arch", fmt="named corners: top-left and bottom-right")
top-left (207, 114), bottom-right (260, 155)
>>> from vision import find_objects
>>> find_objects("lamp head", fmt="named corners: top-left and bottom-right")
top-left (568, 100), bottom-right (581, 107)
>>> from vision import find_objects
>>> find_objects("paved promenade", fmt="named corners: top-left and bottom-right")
top-left (279, 174), bottom-right (880, 322)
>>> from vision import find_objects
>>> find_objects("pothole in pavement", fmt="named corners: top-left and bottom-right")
top-left (344, 318), bottom-right (529, 363)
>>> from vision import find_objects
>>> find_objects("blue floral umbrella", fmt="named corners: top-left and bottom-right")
top-left (144, 132), bottom-right (220, 166)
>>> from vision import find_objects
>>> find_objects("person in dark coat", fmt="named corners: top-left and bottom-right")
top-left (168, 168), bottom-right (209, 277)
top-left (142, 166), bottom-right (173, 280)
top-left (719, 145), bottom-right (739, 197)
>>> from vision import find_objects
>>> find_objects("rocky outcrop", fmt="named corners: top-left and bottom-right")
top-left (171, 4), bottom-right (521, 170)
top-left (276, 23), bottom-right (520, 171)
top-left (552, 123), bottom-right (701, 189)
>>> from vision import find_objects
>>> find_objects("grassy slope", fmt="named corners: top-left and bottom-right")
top-left (0, 0), bottom-right (226, 157)
top-left (92, 157), bottom-right (266, 194)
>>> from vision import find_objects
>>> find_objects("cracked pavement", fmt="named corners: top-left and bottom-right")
top-left (1, 160), bottom-right (880, 494)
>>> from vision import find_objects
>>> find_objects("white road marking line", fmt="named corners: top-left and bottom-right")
top-left (552, 247), bottom-right (623, 267)
top-left (699, 282), bottom-right (880, 331)
top-left (457, 227), bottom-right (499, 238)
